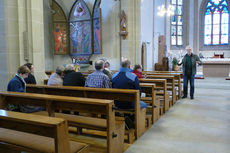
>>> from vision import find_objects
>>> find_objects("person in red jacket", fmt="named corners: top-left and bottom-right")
top-left (132, 64), bottom-right (144, 79)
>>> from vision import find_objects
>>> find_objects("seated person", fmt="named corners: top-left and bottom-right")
top-left (100, 58), bottom-right (113, 80)
top-left (112, 59), bottom-right (147, 109)
top-left (24, 63), bottom-right (36, 84)
top-left (47, 66), bottom-right (65, 86)
top-left (7, 65), bottom-right (43, 113)
top-left (63, 64), bottom-right (85, 86)
top-left (132, 64), bottom-right (144, 78)
top-left (85, 60), bottom-right (110, 88)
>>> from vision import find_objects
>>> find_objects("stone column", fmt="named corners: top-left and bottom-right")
top-left (0, 0), bottom-right (46, 90)
top-left (120, 0), bottom-right (141, 66)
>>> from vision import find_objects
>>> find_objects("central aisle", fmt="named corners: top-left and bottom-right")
top-left (125, 78), bottom-right (230, 153)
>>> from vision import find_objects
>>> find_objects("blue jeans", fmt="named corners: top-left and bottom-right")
top-left (183, 75), bottom-right (195, 97)
top-left (132, 101), bottom-right (147, 109)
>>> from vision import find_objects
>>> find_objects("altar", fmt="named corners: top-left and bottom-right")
top-left (202, 58), bottom-right (230, 77)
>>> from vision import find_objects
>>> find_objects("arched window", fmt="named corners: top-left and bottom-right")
top-left (69, 0), bottom-right (102, 64)
top-left (204, 0), bottom-right (229, 45)
top-left (171, 0), bottom-right (184, 47)
top-left (69, 0), bottom-right (92, 56)
top-left (200, 0), bottom-right (230, 50)
top-left (52, 1), bottom-right (68, 55)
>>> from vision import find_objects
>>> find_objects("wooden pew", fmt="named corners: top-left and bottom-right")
top-left (0, 109), bottom-right (88, 153)
top-left (143, 72), bottom-right (182, 99)
top-left (139, 79), bottom-right (169, 114)
top-left (146, 75), bottom-right (176, 106)
top-left (0, 91), bottom-right (124, 153)
top-left (26, 84), bottom-right (146, 141)
top-left (140, 83), bottom-right (160, 124)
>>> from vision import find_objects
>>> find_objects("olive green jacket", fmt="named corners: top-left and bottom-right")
top-left (179, 53), bottom-right (202, 76)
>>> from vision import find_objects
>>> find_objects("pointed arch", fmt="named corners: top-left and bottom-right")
top-left (200, 0), bottom-right (230, 50)
top-left (92, 0), bottom-right (102, 54)
top-left (69, 0), bottom-right (93, 64)
top-left (52, 0), bottom-right (68, 55)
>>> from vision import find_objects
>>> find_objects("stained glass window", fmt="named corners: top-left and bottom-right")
top-left (52, 1), bottom-right (68, 55)
top-left (204, 0), bottom-right (229, 45)
top-left (171, 0), bottom-right (183, 46)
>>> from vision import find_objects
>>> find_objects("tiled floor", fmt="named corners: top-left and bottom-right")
top-left (125, 78), bottom-right (230, 153)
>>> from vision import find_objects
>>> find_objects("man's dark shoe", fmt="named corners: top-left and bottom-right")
top-left (182, 96), bottom-right (187, 99)
top-left (191, 96), bottom-right (194, 99)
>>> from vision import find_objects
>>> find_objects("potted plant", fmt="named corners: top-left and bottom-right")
top-left (172, 57), bottom-right (178, 71)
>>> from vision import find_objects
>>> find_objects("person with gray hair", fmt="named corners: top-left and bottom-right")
top-left (47, 65), bottom-right (65, 86)
top-left (99, 58), bottom-right (113, 80)
top-left (178, 45), bottom-right (202, 99)
top-left (85, 60), bottom-right (110, 88)
top-left (63, 64), bottom-right (85, 86)
top-left (112, 58), bottom-right (147, 109)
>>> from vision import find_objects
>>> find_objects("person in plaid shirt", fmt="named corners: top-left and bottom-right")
top-left (85, 60), bottom-right (111, 88)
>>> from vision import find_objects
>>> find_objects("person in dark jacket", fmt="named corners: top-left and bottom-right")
top-left (178, 46), bottom-right (202, 99)
top-left (63, 64), bottom-right (85, 86)
top-left (24, 63), bottom-right (36, 84)
top-left (112, 59), bottom-right (147, 109)
top-left (7, 65), bottom-right (43, 113)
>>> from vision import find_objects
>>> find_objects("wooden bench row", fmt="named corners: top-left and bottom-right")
top-left (0, 91), bottom-right (124, 153)
top-left (0, 109), bottom-right (89, 153)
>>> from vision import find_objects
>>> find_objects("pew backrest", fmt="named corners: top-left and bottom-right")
top-left (26, 84), bottom-right (142, 138)
top-left (0, 109), bottom-right (88, 153)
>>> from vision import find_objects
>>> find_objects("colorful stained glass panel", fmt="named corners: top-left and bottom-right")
top-left (178, 16), bottom-right (183, 25)
top-left (178, 6), bottom-right (182, 15)
top-left (222, 1), bottom-right (227, 6)
top-left (212, 0), bottom-right (221, 5)
top-left (171, 26), bottom-right (176, 36)
top-left (172, 16), bottom-right (176, 25)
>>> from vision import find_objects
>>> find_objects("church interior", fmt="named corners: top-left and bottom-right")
top-left (0, 0), bottom-right (230, 153)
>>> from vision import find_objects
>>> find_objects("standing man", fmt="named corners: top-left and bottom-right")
top-left (179, 46), bottom-right (202, 99)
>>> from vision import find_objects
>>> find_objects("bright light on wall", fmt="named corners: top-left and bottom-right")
top-left (157, 4), bottom-right (175, 17)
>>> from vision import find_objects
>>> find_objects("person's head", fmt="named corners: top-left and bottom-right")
top-left (95, 60), bottom-right (104, 70)
top-left (121, 59), bottom-right (131, 68)
top-left (24, 63), bottom-right (34, 73)
top-left (104, 61), bottom-right (110, 69)
top-left (56, 65), bottom-right (65, 76)
top-left (17, 65), bottom-right (30, 79)
top-left (186, 45), bottom-right (192, 55)
top-left (65, 64), bottom-right (74, 71)
top-left (134, 64), bottom-right (142, 72)
top-left (64, 64), bottom-right (75, 74)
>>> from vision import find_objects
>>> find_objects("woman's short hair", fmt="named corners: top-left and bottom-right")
top-left (24, 63), bottom-right (33, 70)
top-left (17, 66), bottom-right (30, 74)
top-left (133, 64), bottom-right (142, 70)
top-left (56, 66), bottom-right (65, 75)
